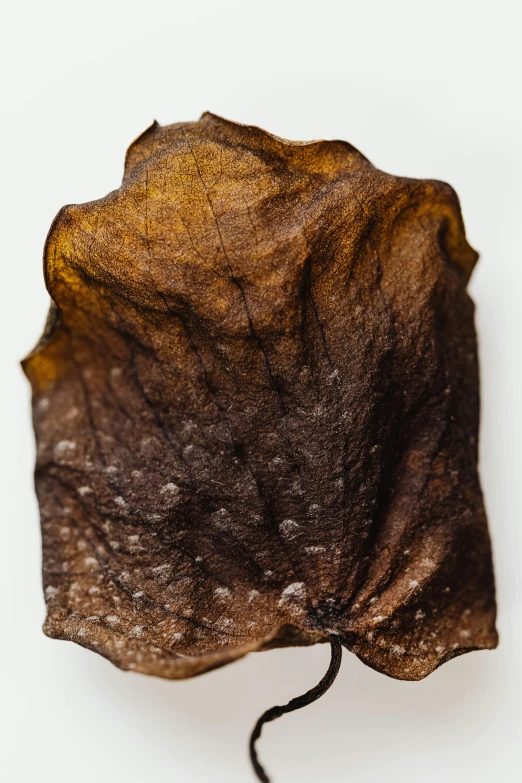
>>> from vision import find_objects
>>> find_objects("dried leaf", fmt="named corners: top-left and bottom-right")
top-left (23, 113), bottom-right (497, 682)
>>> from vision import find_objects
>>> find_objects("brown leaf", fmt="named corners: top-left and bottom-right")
top-left (23, 113), bottom-right (497, 681)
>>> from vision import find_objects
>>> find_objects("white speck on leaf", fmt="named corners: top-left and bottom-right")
top-left (55, 440), bottom-right (76, 456)
top-left (279, 582), bottom-right (305, 603)
top-left (280, 519), bottom-right (299, 534)
top-left (161, 482), bottom-right (179, 494)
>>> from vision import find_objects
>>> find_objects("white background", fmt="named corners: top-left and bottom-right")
top-left (2, 1), bottom-right (521, 781)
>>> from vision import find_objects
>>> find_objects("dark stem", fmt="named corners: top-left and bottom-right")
top-left (248, 638), bottom-right (343, 782)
